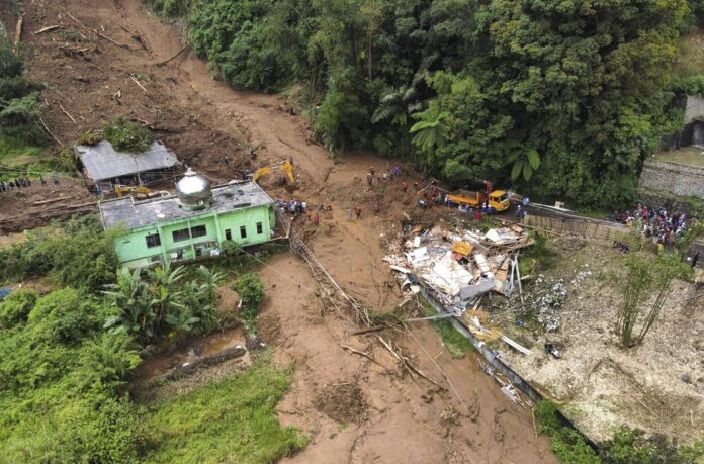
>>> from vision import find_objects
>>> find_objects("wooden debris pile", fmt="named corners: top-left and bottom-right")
top-left (385, 221), bottom-right (534, 309)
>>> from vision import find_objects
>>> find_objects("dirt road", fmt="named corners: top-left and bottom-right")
top-left (8, 1), bottom-right (557, 462)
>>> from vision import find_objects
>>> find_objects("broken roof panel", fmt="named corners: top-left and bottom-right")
top-left (75, 140), bottom-right (179, 181)
top-left (99, 180), bottom-right (274, 230)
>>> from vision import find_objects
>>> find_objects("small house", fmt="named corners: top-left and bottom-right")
top-left (75, 140), bottom-right (180, 193)
top-left (99, 169), bottom-right (277, 268)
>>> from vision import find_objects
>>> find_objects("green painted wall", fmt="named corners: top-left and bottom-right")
top-left (113, 204), bottom-right (274, 268)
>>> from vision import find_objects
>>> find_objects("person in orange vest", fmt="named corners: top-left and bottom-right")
top-left (355, 206), bottom-right (362, 218)
top-left (401, 181), bottom-right (408, 193)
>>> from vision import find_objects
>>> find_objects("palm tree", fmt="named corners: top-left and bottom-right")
top-left (371, 69), bottom-right (429, 126)
top-left (409, 100), bottom-right (449, 153)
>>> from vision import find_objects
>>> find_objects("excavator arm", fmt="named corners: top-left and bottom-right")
top-left (281, 160), bottom-right (295, 184)
top-left (252, 166), bottom-right (272, 183)
top-left (252, 161), bottom-right (296, 185)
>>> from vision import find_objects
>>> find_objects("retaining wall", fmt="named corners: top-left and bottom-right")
top-left (639, 161), bottom-right (704, 199)
top-left (525, 214), bottom-right (629, 242)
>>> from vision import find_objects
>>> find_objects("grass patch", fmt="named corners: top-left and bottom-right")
top-left (535, 400), bottom-right (601, 464)
top-left (420, 302), bottom-right (473, 358)
top-left (0, 133), bottom-right (73, 181)
top-left (519, 232), bottom-right (559, 275)
top-left (0, 132), bottom-right (48, 164)
top-left (143, 354), bottom-right (307, 464)
top-left (574, 208), bottom-right (609, 220)
top-left (653, 146), bottom-right (704, 169)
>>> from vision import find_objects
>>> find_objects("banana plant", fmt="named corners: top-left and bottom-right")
top-left (103, 267), bottom-right (157, 341)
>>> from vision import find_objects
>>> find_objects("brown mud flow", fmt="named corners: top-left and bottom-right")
top-left (2, 1), bottom-right (557, 462)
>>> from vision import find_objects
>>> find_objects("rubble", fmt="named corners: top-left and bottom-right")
top-left (386, 221), bottom-right (533, 310)
top-left (387, 221), bottom-right (536, 355)
top-left (529, 276), bottom-right (567, 332)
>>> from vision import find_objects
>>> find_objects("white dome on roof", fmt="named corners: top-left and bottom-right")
top-left (176, 168), bottom-right (212, 210)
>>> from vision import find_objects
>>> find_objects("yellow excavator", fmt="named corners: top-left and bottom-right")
top-left (251, 160), bottom-right (296, 185)
top-left (114, 185), bottom-right (170, 200)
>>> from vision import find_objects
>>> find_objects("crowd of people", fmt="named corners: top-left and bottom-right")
top-left (0, 174), bottom-right (60, 192)
top-left (366, 166), bottom-right (402, 187)
top-left (275, 198), bottom-right (330, 225)
top-left (620, 203), bottom-right (692, 251)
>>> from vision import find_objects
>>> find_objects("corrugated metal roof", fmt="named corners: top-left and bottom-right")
top-left (75, 140), bottom-right (179, 181)
top-left (99, 180), bottom-right (274, 230)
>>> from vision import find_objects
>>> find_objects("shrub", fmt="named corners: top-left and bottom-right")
top-left (535, 401), bottom-right (601, 464)
top-left (232, 272), bottom-right (265, 320)
top-left (28, 288), bottom-right (99, 344)
top-left (0, 289), bottom-right (37, 329)
top-left (56, 147), bottom-right (77, 171)
top-left (0, 37), bottom-right (45, 145)
top-left (602, 427), bottom-right (704, 464)
top-left (78, 131), bottom-right (101, 146)
top-left (145, 0), bottom-right (191, 16)
top-left (0, 215), bottom-right (119, 290)
top-left (102, 117), bottom-right (154, 154)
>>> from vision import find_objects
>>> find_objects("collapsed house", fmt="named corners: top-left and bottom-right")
top-left (387, 222), bottom-right (532, 305)
top-left (75, 140), bottom-right (180, 193)
top-left (385, 221), bottom-right (534, 350)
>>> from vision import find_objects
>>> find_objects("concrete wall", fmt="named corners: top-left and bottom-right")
top-left (685, 96), bottom-right (704, 124)
top-left (638, 161), bottom-right (704, 199)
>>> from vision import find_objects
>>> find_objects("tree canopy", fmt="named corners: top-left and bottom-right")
top-left (172, 0), bottom-right (698, 208)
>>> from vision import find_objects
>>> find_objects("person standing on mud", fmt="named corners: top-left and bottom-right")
top-left (401, 181), bottom-right (408, 193)
top-left (367, 171), bottom-right (373, 186)
top-left (355, 205), bottom-right (362, 219)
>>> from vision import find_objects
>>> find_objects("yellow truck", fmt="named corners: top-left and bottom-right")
top-left (446, 189), bottom-right (511, 212)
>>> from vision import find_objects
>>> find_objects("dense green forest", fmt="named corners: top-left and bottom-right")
top-left (146, 0), bottom-right (704, 208)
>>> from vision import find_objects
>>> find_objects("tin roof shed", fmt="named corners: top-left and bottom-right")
top-left (75, 140), bottom-right (179, 182)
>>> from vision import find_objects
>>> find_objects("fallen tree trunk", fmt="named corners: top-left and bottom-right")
top-left (34, 25), bottom-right (62, 34)
top-left (32, 196), bottom-right (71, 206)
top-left (156, 45), bottom-right (188, 67)
top-left (13, 14), bottom-right (23, 51)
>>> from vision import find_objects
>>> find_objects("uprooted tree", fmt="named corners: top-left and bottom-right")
top-left (616, 253), bottom-right (692, 348)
